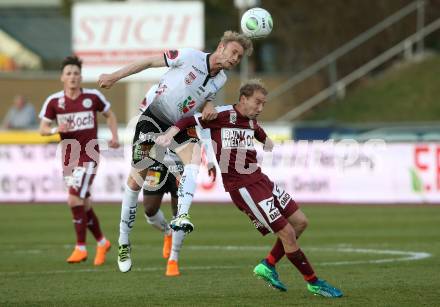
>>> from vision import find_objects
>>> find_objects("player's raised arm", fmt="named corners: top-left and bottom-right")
top-left (155, 126), bottom-right (180, 147)
top-left (155, 116), bottom-right (198, 147)
top-left (98, 55), bottom-right (166, 89)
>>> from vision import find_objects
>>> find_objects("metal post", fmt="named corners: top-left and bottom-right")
top-left (403, 39), bottom-right (413, 60)
top-left (328, 59), bottom-right (338, 101)
top-left (416, 0), bottom-right (425, 54)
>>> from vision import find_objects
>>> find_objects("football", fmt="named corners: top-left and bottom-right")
top-left (240, 7), bottom-right (273, 39)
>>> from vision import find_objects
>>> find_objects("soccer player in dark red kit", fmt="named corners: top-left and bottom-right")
top-left (156, 79), bottom-right (343, 297)
top-left (39, 56), bottom-right (119, 265)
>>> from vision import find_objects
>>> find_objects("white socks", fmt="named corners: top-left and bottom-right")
top-left (169, 230), bottom-right (186, 262)
top-left (177, 164), bottom-right (199, 215)
top-left (145, 209), bottom-right (170, 234)
top-left (118, 183), bottom-right (140, 245)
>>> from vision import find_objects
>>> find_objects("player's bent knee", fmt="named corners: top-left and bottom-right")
top-left (127, 174), bottom-right (144, 191)
top-left (298, 215), bottom-right (309, 231)
top-left (288, 210), bottom-right (309, 232)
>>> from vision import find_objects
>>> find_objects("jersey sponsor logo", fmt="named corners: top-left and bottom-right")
top-left (82, 98), bottom-right (92, 109)
top-left (168, 164), bottom-right (184, 175)
top-left (191, 65), bottom-right (206, 75)
top-left (58, 97), bottom-right (65, 109)
top-left (273, 184), bottom-right (292, 209)
top-left (56, 111), bottom-right (94, 132)
top-left (252, 217), bottom-right (266, 230)
top-left (155, 83), bottom-right (167, 96)
top-left (245, 212), bottom-right (267, 232)
top-left (150, 164), bottom-right (164, 172)
top-left (133, 144), bottom-right (152, 162)
top-left (229, 111), bottom-right (237, 124)
top-left (221, 128), bottom-right (255, 149)
top-left (178, 96), bottom-right (196, 114)
top-left (259, 197), bottom-right (281, 223)
top-left (145, 170), bottom-right (161, 187)
top-left (166, 50), bottom-right (179, 60)
top-left (137, 132), bottom-right (156, 143)
top-left (184, 71), bottom-right (197, 85)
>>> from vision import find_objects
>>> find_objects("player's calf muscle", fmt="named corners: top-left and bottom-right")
top-left (276, 224), bottom-right (298, 253)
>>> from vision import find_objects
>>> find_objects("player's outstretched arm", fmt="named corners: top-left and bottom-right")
top-left (155, 126), bottom-right (181, 147)
top-left (98, 55), bottom-right (166, 89)
top-left (102, 109), bottom-right (120, 148)
top-left (156, 116), bottom-right (200, 146)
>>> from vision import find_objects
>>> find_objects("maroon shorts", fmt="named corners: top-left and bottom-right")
top-left (229, 175), bottom-right (298, 236)
top-left (63, 161), bottom-right (97, 199)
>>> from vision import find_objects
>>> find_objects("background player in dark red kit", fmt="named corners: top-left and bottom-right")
top-left (156, 79), bottom-right (343, 298)
top-left (39, 56), bottom-right (119, 266)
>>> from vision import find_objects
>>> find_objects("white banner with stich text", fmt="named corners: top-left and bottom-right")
top-left (72, 1), bottom-right (204, 81)
top-left (1, 142), bottom-right (440, 204)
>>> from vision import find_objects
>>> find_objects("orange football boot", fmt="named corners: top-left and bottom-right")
top-left (66, 246), bottom-right (88, 263)
top-left (162, 234), bottom-right (172, 259)
top-left (166, 260), bottom-right (180, 277)
top-left (94, 240), bottom-right (111, 266)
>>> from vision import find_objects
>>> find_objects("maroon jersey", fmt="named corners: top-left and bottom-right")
top-left (39, 88), bottom-right (111, 165)
top-left (175, 105), bottom-right (268, 191)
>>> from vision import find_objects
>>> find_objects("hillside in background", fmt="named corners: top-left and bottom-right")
top-left (302, 54), bottom-right (440, 123)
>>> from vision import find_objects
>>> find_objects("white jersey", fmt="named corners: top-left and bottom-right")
top-left (147, 48), bottom-right (227, 125)
top-left (139, 84), bottom-right (158, 113)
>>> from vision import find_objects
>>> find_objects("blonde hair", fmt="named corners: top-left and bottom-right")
top-left (239, 79), bottom-right (268, 98)
top-left (220, 31), bottom-right (253, 56)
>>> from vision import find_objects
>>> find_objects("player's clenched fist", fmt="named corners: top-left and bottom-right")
top-left (98, 73), bottom-right (117, 89)
top-left (108, 138), bottom-right (120, 149)
top-left (263, 138), bottom-right (274, 152)
top-left (58, 122), bottom-right (69, 133)
top-left (155, 135), bottom-right (172, 147)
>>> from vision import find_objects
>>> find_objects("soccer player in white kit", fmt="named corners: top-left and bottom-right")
top-left (139, 93), bottom-right (216, 276)
top-left (98, 31), bottom-right (253, 272)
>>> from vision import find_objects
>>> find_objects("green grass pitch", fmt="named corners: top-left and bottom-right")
top-left (0, 204), bottom-right (439, 306)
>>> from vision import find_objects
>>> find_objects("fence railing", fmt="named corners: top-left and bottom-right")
top-left (270, 0), bottom-right (429, 121)
top-left (277, 17), bottom-right (440, 121)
